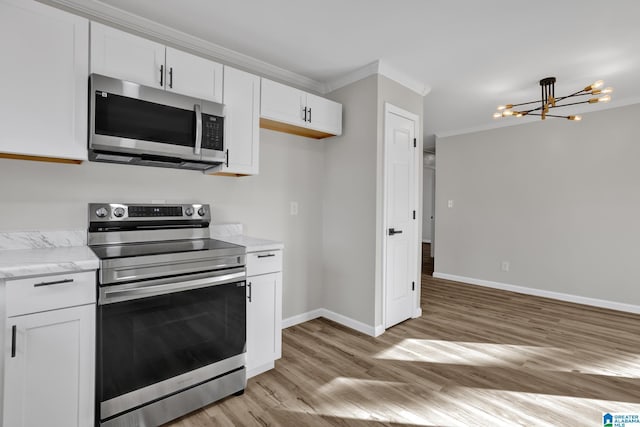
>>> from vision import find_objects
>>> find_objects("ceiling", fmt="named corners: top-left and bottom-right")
top-left (94, 0), bottom-right (640, 150)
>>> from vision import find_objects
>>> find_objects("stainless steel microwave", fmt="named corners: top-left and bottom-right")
top-left (89, 73), bottom-right (226, 171)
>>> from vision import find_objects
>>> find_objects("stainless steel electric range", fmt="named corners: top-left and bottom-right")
top-left (88, 203), bottom-right (247, 427)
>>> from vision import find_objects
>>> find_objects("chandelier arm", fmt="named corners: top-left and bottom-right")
top-left (552, 92), bottom-right (591, 103)
top-left (527, 113), bottom-right (570, 119)
top-left (548, 100), bottom-right (590, 108)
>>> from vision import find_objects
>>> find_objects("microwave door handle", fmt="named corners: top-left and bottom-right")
top-left (194, 104), bottom-right (202, 155)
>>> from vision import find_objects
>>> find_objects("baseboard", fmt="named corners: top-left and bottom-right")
top-left (282, 308), bottom-right (383, 337)
top-left (320, 309), bottom-right (381, 337)
top-left (282, 309), bottom-right (323, 329)
top-left (422, 239), bottom-right (432, 243)
top-left (433, 272), bottom-right (640, 314)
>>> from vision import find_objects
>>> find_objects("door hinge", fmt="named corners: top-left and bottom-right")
top-left (413, 210), bottom-right (416, 220)
top-left (412, 281), bottom-right (415, 291)
top-left (413, 138), bottom-right (417, 148)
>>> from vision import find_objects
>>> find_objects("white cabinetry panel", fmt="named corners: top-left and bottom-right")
top-left (166, 47), bottom-right (223, 102)
top-left (260, 78), bottom-right (342, 138)
top-left (0, 0), bottom-right (88, 161)
top-left (3, 304), bottom-right (95, 427)
top-left (91, 21), bottom-right (165, 89)
top-left (215, 66), bottom-right (260, 176)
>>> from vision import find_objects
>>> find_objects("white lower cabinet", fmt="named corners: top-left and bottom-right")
top-left (246, 250), bottom-right (282, 378)
top-left (2, 272), bottom-right (96, 427)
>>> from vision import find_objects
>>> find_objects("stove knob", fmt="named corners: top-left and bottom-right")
top-left (113, 207), bottom-right (126, 218)
top-left (197, 207), bottom-right (206, 216)
top-left (95, 207), bottom-right (108, 218)
top-left (185, 207), bottom-right (194, 216)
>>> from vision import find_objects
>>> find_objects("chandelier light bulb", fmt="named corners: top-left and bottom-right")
top-left (602, 87), bottom-right (613, 94)
top-left (502, 110), bottom-right (514, 116)
top-left (497, 104), bottom-right (513, 111)
top-left (599, 95), bottom-right (611, 102)
top-left (568, 115), bottom-right (582, 121)
top-left (493, 112), bottom-right (502, 119)
top-left (584, 80), bottom-right (604, 91)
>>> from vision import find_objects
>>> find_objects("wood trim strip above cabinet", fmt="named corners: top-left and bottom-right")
top-left (259, 118), bottom-right (335, 139)
top-left (0, 153), bottom-right (82, 165)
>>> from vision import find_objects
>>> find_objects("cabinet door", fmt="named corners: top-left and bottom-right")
top-left (246, 273), bottom-right (282, 376)
top-left (91, 22), bottom-right (165, 89)
top-left (4, 304), bottom-right (95, 427)
top-left (305, 92), bottom-right (343, 136)
top-left (165, 47), bottom-right (223, 102)
top-left (0, 0), bottom-right (88, 161)
top-left (218, 66), bottom-right (260, 175)
top-left (260, 78), bottom-right (305, 126)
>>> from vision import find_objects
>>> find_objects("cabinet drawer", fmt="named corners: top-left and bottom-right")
top-left (246, 251), bottom-right (282, 276)
top-left (6, 271), bottom-right (96, 317)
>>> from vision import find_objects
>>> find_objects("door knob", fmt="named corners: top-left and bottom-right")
top-left (388, 228), bottom-right (403, 236)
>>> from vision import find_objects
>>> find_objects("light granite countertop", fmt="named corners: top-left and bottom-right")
top-left (0, 246), bottom-right (98, 280)
top-left (0, 230), bottom-right (98, 280)
top-left (210, 224), bottom-right (284, 253)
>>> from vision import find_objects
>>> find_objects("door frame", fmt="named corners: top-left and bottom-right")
top-left (382, 102), bottom-right (422, 330)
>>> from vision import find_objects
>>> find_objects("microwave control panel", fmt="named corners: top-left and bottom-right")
top-left (202, 114), bottom-right (224, 151)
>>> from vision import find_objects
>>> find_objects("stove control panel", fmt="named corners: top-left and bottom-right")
top-left (89, 203), bottom-right (211, 222)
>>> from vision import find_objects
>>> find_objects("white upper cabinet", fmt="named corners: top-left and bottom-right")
top-left (90, 22), bottom-right (165, 89)
top-left (165, 47), bottom-right (223, 102)
top-left (90, 23), bottom-right (223, 103)
top-left (0, 0), bottom-right (88, 162)
top-left (214, 66), bottom-right (260, 176)
top-left (260, 79), bottom-right (306, 126)
top-left (260, 78), bottom-right (342, 139)
top-left (305, 92), bottom-right (343, 136)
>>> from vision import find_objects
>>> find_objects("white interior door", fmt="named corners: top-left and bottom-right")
top-left (384, 104), bottom-right (419, 329)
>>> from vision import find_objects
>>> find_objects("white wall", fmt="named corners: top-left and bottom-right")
top-left (322, 75), bottom-right (379, 326)
top-left (435, 103), bottom-right (640, 307)
top-left (0, 129), bottom-right (325, 319)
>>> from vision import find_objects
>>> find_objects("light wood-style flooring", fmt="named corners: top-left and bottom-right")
top-left (168, 244), bottom-right (640, 426)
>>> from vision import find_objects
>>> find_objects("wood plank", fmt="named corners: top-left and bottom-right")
top-left (259, 118), bottom-right (335, 139)
top-left (0, 153), bottom-right (82, 164)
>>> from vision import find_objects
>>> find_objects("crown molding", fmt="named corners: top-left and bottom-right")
top-left (38, 0), bottom-right (325, 93)
top-left (324, 60), bottom-right (431, 96)
top-left (435, 97), bottom-right (640, 139)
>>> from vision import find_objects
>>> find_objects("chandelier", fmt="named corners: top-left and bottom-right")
top-left (493, 77), bottom-right (612, 121)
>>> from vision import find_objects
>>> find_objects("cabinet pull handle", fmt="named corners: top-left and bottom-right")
top-left (248, 282), bottom-right (252, 303)
top-left (308, 107), bottom-right (312, 123)
top-left (225, 149), bottom-right (229, 167)
top-left (169, 67), bottom-right (173, 88)
top-left (257, 254), bottom-right (275, 258)
top-left (11, 325), bottom-right (16, 358)
top-left (33, 278), bottom-right (74, 287)
top-left (160, 65), bottom-right (164, 87)
top-left (302, 107), bottom-right (307, 122)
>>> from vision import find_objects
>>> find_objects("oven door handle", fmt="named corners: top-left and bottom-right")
top-left (99, 270), bottom-right (245, 304)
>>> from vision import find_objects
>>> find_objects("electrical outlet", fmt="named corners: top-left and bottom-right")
top-left (290, 201), bottom-right (298, 216)
top-left (447, 200), bottom-right (454, 208)
top-left (501, 261), bottom-right (510, 272)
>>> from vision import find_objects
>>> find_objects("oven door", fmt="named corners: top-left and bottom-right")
top-left (97, 268), bottom-right (246, 421)
top-left (89, 73), bottom-right (226, 163)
